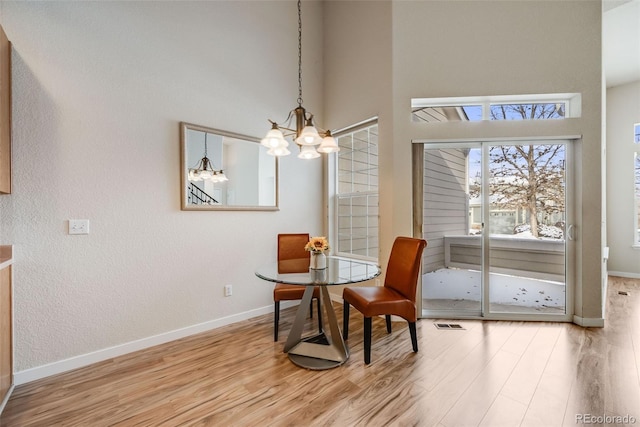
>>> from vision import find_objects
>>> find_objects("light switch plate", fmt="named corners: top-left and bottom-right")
top-left (69, 219), bottom-right (90, 235)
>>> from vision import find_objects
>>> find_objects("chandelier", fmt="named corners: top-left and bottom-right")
top-left (188, 133), bottom-right (228, 183)
top-left (261, 0), bottom-right (339, 159)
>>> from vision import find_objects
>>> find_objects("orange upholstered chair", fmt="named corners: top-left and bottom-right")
top-left (273, 233), bottom-right (321, 341)
top-left (342, 236), bottom-right (427, 364)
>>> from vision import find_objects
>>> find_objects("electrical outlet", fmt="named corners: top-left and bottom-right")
top-left (69, 219), bottom-right (90, 235)
top-left (224, 284), bottom-right (233, 297)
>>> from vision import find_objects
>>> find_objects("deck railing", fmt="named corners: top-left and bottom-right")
top-left (443, 235), bottom-right (565, 282)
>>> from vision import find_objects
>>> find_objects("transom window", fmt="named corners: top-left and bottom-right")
top-left (411, 93), bottom-right (581, 123)
top-left (330, 120), bottom-right (379, 260)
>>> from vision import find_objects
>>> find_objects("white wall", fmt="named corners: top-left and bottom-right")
top-left (607, 80), bottom-right (640, 277)
top-left (324, 0), bottom-right (604, 322)
top-left (0, 1), bottom-right (324, 378)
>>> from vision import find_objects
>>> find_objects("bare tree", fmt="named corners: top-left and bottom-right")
top-left (470, 104), bottom-right (566, 238)
top-left (489, 144), bottom-right (565, 237)
top-left (490, 103), bottom-right (564, 121)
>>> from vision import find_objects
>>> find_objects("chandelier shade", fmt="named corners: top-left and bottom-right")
top-left (298, 144), bottom-right (321, 159)
top-left (317, 131), bottom-right (340, 153)
top-left (267, 144), bottom-right (291, 157)
top-left (261, 125), bottom-right (288, 149)
top-left (263, 0), bottom-right (339, 159)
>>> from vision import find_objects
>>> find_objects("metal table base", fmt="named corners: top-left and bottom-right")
top-left (283, 284), bottom-right (349, 370)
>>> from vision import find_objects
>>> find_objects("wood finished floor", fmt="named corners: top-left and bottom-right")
top-left (1, 276), bottom-right (639, 427)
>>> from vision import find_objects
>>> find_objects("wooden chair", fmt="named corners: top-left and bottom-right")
top-left (273, 233), bottom-right (322, 341)
top-left (342, 236), bottom-right (427, 364)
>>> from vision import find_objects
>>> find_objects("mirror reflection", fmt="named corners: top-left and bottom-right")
top-left (180, 122), bottom-right (278, 210)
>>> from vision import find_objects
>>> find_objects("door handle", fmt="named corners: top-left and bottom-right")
top-left (567, 224), bottom-right (575, 241)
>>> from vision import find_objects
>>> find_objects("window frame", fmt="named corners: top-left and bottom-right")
top-left (634, 123), bottom-right (640, 247)
top-left (328, 118), bottom-right (379, 262)
top-left (411, 93), bottom-right (581, 122)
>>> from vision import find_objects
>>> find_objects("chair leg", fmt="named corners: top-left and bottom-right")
top-left (364, 317), bottom-right (372, 364)
top-left (343, 301), bottom-right (350, 340)
top-left (316, 297), bottom-right (323, 334)
top-left (385, 315), bottom-right (392, 333)
top-left (409, 321), bottom-right (418, 352)
top-left (274, 301), bottom-right (280, 342)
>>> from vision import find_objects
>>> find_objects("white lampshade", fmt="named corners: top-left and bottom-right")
top-left (199, 170), bottom-right (213, 180)
top-left (317, 135), bottom-right (340, 153)
top-left (217, 172), bottom-right (228, 182)
top-left (268, 145), bottom-right (291, 157)
top-left (261, 128), bottom-right (288, 149)
top-left (298, 144), bottom-right (320, 159)
top-left (188, 169), bottom-right (200, 181)
top-left (295, 125), bottom-right (323, 146)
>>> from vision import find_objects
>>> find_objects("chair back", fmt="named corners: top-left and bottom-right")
top-left (384, 236), bottom-right (427, 301)
top-left (277, 233), bottom-right (310, 273)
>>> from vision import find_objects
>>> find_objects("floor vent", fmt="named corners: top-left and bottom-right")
top-left (618, 291), bottom-right (630, 296)
top-left (434, 323), bottom-right (465, 330)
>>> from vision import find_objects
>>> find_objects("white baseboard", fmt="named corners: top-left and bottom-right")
top-left (573, 315), bottom-right (605, 328)
top-left (14, 302), bottom-right (293, 386)
top-left (608, 271), bottom-right (640, 279)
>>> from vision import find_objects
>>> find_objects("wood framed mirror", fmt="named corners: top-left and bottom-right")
top-left (180, 122), bottom-right (279, 211)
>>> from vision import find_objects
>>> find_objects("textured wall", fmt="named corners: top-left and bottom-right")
top-left (0, 1), bottom-right (324, 373)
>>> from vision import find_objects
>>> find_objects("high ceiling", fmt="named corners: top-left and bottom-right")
top-left (604, 0), bottom-right (640, 87)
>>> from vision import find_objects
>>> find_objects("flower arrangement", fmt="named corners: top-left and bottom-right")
top-left (304, 236), bottom-right (329, 253)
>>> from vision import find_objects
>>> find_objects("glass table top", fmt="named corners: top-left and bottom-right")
top-left (255, 256), bottom-right (381, 286)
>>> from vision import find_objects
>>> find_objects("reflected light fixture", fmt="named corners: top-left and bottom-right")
top-left (261, 0), bottom-right (340, 159)
top-left (188, 133), bottom-right (229, 183)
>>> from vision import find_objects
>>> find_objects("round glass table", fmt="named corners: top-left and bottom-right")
top-left (255, 256), bottom-right (381, 369)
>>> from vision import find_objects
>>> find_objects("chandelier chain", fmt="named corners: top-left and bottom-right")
top-left (297, 0), bottom-right (303, 107)
top-left (260, 0), bottom-right (340, 157)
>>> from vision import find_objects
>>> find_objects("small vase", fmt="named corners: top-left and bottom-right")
top-left (309, 251), bottom-right (327, 270)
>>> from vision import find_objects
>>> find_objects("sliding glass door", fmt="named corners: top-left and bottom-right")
top-left (420, 145), bottom-right (483, 316)
top-left (418, 140), bottom-right (573, 320)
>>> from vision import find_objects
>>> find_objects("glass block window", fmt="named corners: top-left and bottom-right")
top-left (333, 121), bottom-right (379, 260)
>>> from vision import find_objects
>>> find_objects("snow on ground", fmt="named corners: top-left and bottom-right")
top-left (423, 268), bottom-right (565, 313)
